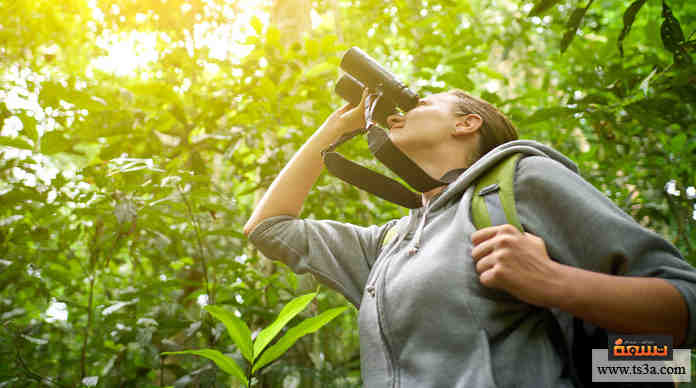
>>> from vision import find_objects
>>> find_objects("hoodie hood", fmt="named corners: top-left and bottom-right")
top-left (429, 140), bottom-right (579, 212)
top-left (406, 140), bottom-right (579, 255)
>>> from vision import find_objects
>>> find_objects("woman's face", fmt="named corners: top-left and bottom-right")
top-left (386, 92), bottom-right (461, 151)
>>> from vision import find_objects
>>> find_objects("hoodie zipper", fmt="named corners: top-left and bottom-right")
top-left (365, 200), bottom-right (427, 297)
top-left (363, 198), bottom-right (435, 388)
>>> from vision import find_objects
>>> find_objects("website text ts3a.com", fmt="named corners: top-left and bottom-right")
top-left (596, 364), bottom-right (687, 377)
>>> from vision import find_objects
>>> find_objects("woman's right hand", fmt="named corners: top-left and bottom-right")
top-left (244, 89), bottom-right (372, 235)
top-left (321, 87), bottom-right (370, 136)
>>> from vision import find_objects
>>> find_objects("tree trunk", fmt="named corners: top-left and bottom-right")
top-left (271, 0), bottom-right (311, 45)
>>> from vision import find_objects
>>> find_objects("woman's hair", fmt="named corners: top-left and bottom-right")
top-left (448, 89), bottom-right (519, 160)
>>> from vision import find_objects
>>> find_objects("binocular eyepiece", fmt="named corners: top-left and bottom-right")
top-left (335, 47), bottom-right (419, 128)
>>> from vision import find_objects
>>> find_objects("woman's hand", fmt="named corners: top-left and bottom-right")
top-left (244, 89), bottom-right (372, 235)
top-left (470, 224), bottom-right (562, 308)
top-left (321, 87), bottom-right (370, 136)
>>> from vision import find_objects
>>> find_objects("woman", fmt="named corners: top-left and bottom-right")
top-left (244, 88), bottom-right (695, 387)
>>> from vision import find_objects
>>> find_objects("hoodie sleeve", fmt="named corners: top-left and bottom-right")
top-left (247, 215), bottom-right (395, 307)
top-left (514, 155), bottom-right (696, 348)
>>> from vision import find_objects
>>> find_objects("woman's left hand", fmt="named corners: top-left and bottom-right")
top-left (470, 224), bottom-right (563, 308)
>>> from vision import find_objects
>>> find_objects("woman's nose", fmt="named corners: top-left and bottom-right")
top-left (387, 113), bottom-right (404, 128)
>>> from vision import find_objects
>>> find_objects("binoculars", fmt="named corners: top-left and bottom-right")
top-left (335, 47), bottom-right (420, 129)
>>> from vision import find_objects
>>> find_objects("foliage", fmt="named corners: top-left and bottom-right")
top-left (163, 293), bottom-right (347, 387)
top-left (0, 0), bottom-right (694, 386)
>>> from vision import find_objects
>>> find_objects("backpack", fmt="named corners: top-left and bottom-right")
top-left (471, 153), bottom-right (585, 387)
top-left (381, 153), bottom-right (674, 388)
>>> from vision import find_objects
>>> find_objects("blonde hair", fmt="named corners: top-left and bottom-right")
top-left (449, 89), bottom-right (519, 160)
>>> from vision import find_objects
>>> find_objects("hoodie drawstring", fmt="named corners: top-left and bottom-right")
top-left (409, 204), bottom-right (430, 255)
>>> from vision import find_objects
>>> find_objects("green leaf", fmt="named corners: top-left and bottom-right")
top-left (204, 305), bottom-right (253, 362)
top-left (250, 15), bottom-right (263, 35)
top-left (561, 0), bottom-right (594, 53)
top-left (477, 65), bottom-right (507, 83)
top-left (528, 0), bottom-right (562, 16)
top-left (161, 349), bottom-right (248, 387)
top-left (41, 130), bottom-right (73, 154)
top-left (521, 107), bottom-right (577, 125)
top-left (252, 292), bottom-right (316, 361)
top-left (0, 135), bottom-right (33, 150)
top-left (670, 133), bottom-right (686, 152)
top-left (285, 271), bottom-right (297, 291)
top-left (618, 0), bottom-right (648, 57)
top-left (660, 0), bottom-right (685, 54)
top-left (19, 113), bottom-right (38, 143)
top-left (266, 26), bottom-right (280, 47)
top-left (39, 81), bottom-right (66, 108)
top-left (303, 62), bottom-right (334, 80)
top-left (252, 307), bottom-right (347, 373)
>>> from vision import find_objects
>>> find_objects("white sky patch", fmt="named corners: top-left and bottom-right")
top-left (310, 8), bottom-right (322, 29)
top-left (665, 180), bottom-right (680, 197)
top-left (1, 116), bottom-right (23, 137)
top-left (197, 294), bottom-right (209, 307)
top-left (0, 215), bottom-right (23, 227)
top-left (484, 79), bottom-right (501, 93)
top-left (686, 186), bottom-right (695, 200)
top-left (27, 264), bottom-right (41, 278)
top-left (46, 300), bottom-right (68, 322)
top-left (91, 31), bottom-right (160, 76)
top-left (82, 376), bottom-right (99, 387)
top-left (102, 299), bottom-right (138, 316)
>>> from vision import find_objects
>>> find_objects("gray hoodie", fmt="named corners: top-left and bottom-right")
top-left (248, 140), bottom-right (696, 388)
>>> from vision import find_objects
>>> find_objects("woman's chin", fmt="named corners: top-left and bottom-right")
top-left (388, 134), bottom-right (414, 154)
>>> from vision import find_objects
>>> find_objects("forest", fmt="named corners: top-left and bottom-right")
top-left (1, 0), bottom-right (695, 386)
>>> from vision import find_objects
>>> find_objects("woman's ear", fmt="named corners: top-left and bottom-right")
top-left (452, 113), bottom-right (483, 137)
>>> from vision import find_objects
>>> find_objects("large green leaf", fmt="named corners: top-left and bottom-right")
top-left (252, 292), bottom-right (316, 361)
top-left (204, 305), bottom-right (253, 362)
top-left (0, 135), bottom-right (33, 150)
top-left (40, 130), bottom-right (74, 155)
top-left (161, 349), bottom-right (248, 387)
top-left (660, 0), bottom-right (685, 54)
top-left (252, 306), bottom-right (347, 373)
top-left (618, 0), bottom-right (648, 57)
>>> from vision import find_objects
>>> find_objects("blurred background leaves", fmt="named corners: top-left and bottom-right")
top-left (0, 0), bottom-right (694, 386)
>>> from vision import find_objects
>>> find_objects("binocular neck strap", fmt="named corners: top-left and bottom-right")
top-left (367, 126), bottom-right (449, 192)
top-left (323, 151), bottom-right (423, 208)
top-left (321, 125), bottom-right (457, 209)
top-left (320, 93), bottom-right (457, 209)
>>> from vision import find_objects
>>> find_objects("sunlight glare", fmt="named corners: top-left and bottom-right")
top-left (89, 0), bottom-right (271, 76)
top-left (91, 31), bottom-right (159, 76)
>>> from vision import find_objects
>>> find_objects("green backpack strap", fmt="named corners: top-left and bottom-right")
top-left (380, 218), bottom-right (405, 250)
top-left (382, 153), bottom-right (524, 249)
top-left (381, 223), bottom-right (400, 248)
top-left (471, 153), bottom-right (524, 232)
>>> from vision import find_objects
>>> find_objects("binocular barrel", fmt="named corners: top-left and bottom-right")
top-left (335, 47), bottom-right (420, 127)
top-left (335, 74), bottom-right (394, 128)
